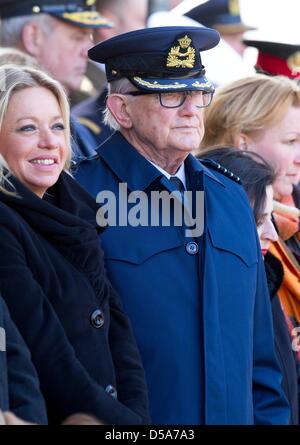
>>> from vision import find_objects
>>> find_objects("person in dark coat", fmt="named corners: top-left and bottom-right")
top-left (200, 147), bottom-right (300, 424)
top-left (0, 65), bottom-right (149, 425)
top-left (0, 294), bottom-right (47, 424)
top-left (74, 26), bottom-right (290, 424)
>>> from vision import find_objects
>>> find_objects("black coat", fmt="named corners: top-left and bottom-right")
top-left (0, 172), bottom-right (149, 425)
top-left (0, 294), bottom-right (47, 423)
top-left (265, 252), bottom-right (299, 424)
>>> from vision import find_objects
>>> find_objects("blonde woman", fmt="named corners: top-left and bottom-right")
top-left (0, 65), bottom-right (149, 425)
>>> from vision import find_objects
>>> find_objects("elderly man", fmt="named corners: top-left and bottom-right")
top-left (75, 26), bottom-right (290, 424)
top-left (0, 0), bottom-right (111, 158)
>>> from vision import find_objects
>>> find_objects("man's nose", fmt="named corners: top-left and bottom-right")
top-left (179, 93), bottom-right (200, 115)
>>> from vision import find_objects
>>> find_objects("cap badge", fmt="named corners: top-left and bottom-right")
top-left (287, 51), bottom-right (300, 74)
top-left (166, 35), bottom-right (196, 69)
top-left (229, 0), bottom-right (240, 16)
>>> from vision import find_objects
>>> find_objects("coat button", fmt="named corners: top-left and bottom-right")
top-left (186, 241), bottom-right (199, 255)
top-left (105, 384), bottom-right (118, 400)
top-left (90, 309), bottom-right (104, 328)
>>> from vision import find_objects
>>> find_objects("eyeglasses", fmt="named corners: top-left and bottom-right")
top-left (123, 90), bottom-right (214, 109)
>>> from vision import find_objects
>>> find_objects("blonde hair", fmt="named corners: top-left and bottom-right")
top-left (200, 74), bottom-right (300, 149)
top-left (0, 65), bottom-right (71, 194)
top-left (0, 47), bottom-right (38, 67)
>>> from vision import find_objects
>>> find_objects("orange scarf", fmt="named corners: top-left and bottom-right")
top-left (269, 240), bottom-right (300, 324)
top-left (273, 195), bottom-right (299, 241)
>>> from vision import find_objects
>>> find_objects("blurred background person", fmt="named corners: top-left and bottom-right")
top-left (243, 37), bottom-right (300, 80)
top-left (198, 147), bottom-right (299, 424)
top-left (147, 0), bottom-right (256, 86)
top-left (199, 74), bottom-right (300, 386)
top-left (183, 0), bottom-right (256, 85)
top-left (148, 0), bottom-right (184, 14)
top-left (0, 0), bottom-right (112, 158)
top-left (185, 0), bottom-right (254, 56)
top-left (73, 0), bottom-right (149, 147)
top-left (0, 0), bottom-right (111, 95)
top-left (241, 33), bottom-right (300, 226)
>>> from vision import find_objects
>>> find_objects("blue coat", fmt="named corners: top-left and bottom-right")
top-left (72, 89), bottom-right (114, 149)
top-left (75, 131), bottom-right (290, 425)
top-left (0, 295), bottom-right (47, 424)
top-left (70, 115), bottom-right (100, 160)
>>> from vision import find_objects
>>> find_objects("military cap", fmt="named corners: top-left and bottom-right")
top-left (88, 26), bottom-right (220, 93)
top-left (0, 0), bottom-right (112, 28)
top-left (185, 0), bottom-right (255, 34)
top-left (243, 39), bottom-right (300, 79)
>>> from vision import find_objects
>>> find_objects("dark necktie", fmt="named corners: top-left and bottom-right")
top-left (169, 176), bottom-right (185, 194)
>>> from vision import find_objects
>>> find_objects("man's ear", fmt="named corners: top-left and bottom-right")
top-left (21, 22), bottom-right (43, 56)
top-left (106, 95), bottom-right (133, 129)
top-left (234, 133), bottom-right (251, 150)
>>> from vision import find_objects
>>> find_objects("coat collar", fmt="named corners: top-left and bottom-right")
top-left (0, 172), bottom-right (108, 304)
top-left (97, 131), bottom-right (225, 191)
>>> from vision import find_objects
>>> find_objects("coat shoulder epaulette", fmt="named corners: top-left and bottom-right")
top-left (199, 158), bottom-right (242, 185)
top-left (71, 153), bottom-right (100, 169)
top-left (77, 117), bottom-right (102, 135)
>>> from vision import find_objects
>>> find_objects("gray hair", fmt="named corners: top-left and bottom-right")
top-left (0, 14), bottom-right (56, 49)
top-left (0, 64), bottom-right (71, 195)
top-left (103, 78), bottom-right (137, 131)
top-left (0, 47), bottom-right (38, 67)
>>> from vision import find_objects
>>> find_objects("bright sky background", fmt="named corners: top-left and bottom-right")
top-left (174, 0), bottom-right (300, 44)
top-left (240, 0), bottom-right (300, 43)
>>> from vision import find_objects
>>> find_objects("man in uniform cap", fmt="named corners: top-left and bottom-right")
top-left (72, 0), bottom-right (149, 147)
top-left (0, 0), bottom-right (112, 158)
top-left (0, 0), bottom-right (111, 93)
top-left (75, 26), bottom-right (290, 424)
top-left (243, 38), bottom-right (300, 79)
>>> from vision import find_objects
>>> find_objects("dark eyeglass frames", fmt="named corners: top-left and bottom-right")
top-left (122, 89), bottom-right (214, 109)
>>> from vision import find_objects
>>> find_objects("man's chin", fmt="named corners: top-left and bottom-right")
top-left (173, 136), bottom-right (201, 153)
